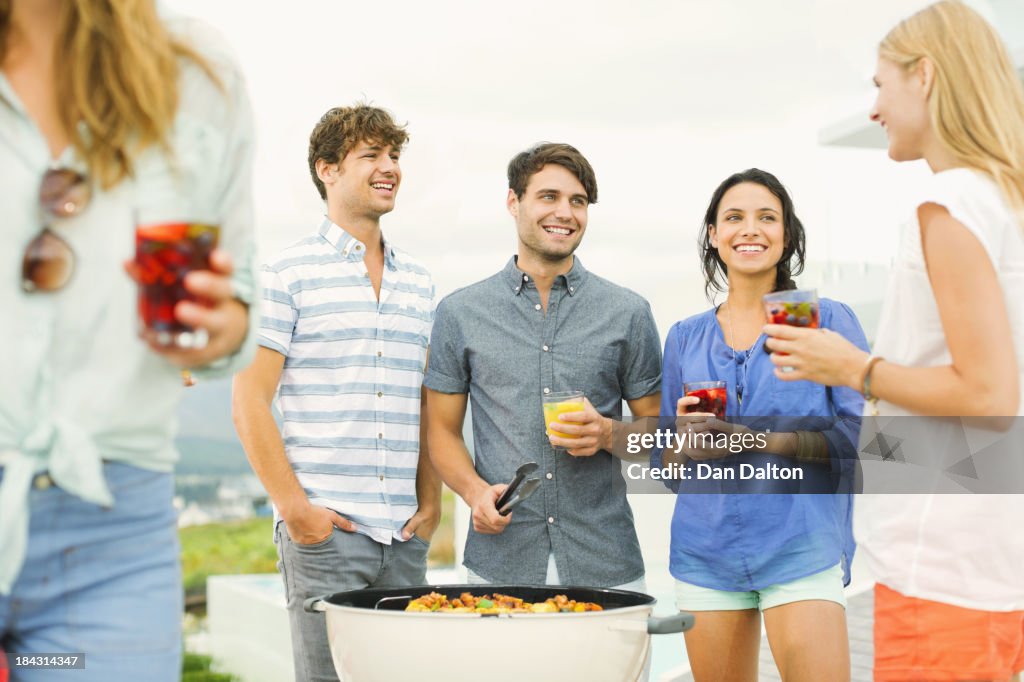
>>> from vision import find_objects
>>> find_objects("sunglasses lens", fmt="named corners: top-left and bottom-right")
top-left (22, 228), bottom-right (74, 292)
top-left (40, 168), bottom-right (91, 218)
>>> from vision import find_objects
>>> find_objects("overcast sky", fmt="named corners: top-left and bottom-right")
top-left (167, 0), bottom-right (1021, 332)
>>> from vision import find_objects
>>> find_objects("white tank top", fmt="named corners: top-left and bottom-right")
top-left (857, 168), bottom-right (1024, 611)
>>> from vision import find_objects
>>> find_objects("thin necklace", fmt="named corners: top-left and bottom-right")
top-left (723, 299), bottom-right (761, 406)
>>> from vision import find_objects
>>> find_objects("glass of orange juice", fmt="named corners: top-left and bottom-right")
top-left (543, 390), bottom-right (585, 448)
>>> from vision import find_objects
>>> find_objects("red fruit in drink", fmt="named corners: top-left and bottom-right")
top-left (764, 300), bottom-right (820, 357)
top-left (685, 387), bottom-right (727, 418)
top-left (135, 223), bottom-right (219, 341)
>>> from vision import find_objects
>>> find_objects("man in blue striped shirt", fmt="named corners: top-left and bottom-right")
top-left (232, 104), bottom-right (440, 682)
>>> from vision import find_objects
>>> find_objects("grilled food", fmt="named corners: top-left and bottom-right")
top-left (405, 592), bottom-right (603, 614)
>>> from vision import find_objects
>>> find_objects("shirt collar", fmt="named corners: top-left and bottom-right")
top-left (319, 216), bottom-right (397, 270)
top-left (502, 255), bottom-right (587, 296)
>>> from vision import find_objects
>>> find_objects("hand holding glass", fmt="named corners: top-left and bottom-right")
top-left (763, 289), bottom-right (819, 370)
top-left (543, 390), bottom-right (585, 448)
top-left (135, 221), bottom-right (220, 350)
top-left (683, 381), bottom-right (727, 419)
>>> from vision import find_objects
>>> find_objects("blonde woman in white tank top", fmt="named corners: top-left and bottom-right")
top-left (763, 2), bottom-right (1024, 681)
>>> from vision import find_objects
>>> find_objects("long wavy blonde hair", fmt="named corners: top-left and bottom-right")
top-left (881, 0), bottom-right (1024, 223)
top-left (0, 0), bottom-right (217, 189)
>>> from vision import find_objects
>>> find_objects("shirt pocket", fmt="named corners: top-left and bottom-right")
top-left (574, 344), bottom-right (622, 405)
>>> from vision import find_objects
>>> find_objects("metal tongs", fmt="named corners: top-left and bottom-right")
top-left (495, 461), bottom-right (540, 516)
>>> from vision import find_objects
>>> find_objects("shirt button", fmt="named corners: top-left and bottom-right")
top-left (377, 351), bottom-right (383, 357)
top-left (377, 391), bottom-right (383, 397)
top-left (546, 472), bottom-right (553, 480)
top-left (542, 345), bottom-right (549, 352)
top-left (543, 387), bottom-right (550, 395)
top-left (534, 304), bottom-right (541, 311)
top-left (34, 474), bottom-right (52, 490)
top-left (569, 287), bottom-right (574, 293)
top-left (379, 474), bottom-right (384, 481)
top-left (364, 272), bottom-right (370, 278)
top-left (356, 244), bottom-right (363, 251)
top-left (378, 433), bottom-right (383, 439)
top-left (523, 275), bottom-right (529, 282)
top-left (547, 517), bottom-right (554, 524)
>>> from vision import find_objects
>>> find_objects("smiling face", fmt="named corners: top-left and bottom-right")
top-left (870, 57), bottom-right (932, 162)
top-left (709, 182), bottom-right (785, 282)
top-left (321, 139), bottom-right (402, 221)
top-left (508, 164), bottom-right (589, 266)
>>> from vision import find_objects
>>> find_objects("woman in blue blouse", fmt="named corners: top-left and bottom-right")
top-left (662, 169), bottom-right (868, 681)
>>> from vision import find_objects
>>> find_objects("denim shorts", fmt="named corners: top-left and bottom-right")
top-left (674, 564), bottom-right (847, 612)
top-left (0, 462), bottom-right (180, 682)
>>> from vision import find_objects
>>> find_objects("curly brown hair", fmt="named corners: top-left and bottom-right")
top-left (307, 104), bottom-right (409, 200)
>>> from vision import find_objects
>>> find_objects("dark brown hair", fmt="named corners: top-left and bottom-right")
top-left (507, 142), bottom-right (598, 204)
top-left (698, 168), bottom-right (806, 300)
top-left (307, 104), bottom-right (409, 199)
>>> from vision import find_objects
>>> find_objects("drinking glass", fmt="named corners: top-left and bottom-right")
top-left (135, 221), bottom-right (220, 350)
top-left (543, 390), bottom-right (585, 448)
top-left (683, 381), bottom-right (727, 419)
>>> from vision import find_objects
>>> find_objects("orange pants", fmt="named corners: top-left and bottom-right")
top-left (875, 583), bottom-right (1024, 681)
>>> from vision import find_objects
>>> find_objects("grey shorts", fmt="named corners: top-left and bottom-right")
top-left (275, 521), bottom-right (429, 682)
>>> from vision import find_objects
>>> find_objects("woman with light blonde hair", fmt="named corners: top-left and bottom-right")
top-left (764, 1), bottom-right (1024, 680)
top-left (0, 1), bottom-right (256, 679)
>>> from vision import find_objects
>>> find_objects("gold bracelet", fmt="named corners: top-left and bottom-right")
top-left (862, 355), bottom-right (884, 416)
top-left (794, 430), bottom-right (829, 463)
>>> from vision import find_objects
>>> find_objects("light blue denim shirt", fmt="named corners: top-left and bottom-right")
top-left (0, 15), bottom-right (258, 593)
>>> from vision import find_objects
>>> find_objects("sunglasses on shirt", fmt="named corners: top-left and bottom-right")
top-left (21, 167), bottom-right (92, 293)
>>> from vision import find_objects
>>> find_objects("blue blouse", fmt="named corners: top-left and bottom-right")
top-left (659, 298), bottom-right (869, 591)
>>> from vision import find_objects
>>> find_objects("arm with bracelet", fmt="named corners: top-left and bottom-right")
top-left (764, 203), bottom-right (1019, 418)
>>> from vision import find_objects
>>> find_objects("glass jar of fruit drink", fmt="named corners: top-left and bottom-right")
top-left (543, 390), bottom-right (585, 449)
top-left (135, 221), bottom-right (219, 349)
top-left (683, 381), bottom-right (727, 419)
top-left (763, 289), bottom-right (820, 329)
top-left (763, 289), bottom-right (820, 372)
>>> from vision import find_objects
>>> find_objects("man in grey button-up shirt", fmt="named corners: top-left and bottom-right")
top-left (425, 143), bottom-right (662, 588)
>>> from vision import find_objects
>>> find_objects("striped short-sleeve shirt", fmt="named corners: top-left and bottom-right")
top-left (258, 218), bottom-right (434, 544)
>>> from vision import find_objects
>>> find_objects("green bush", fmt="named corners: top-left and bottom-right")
top-left (179, 517), bottom-right (278, 597)
top-left (179, 488), bottom-right (458, 599)
top-left (182, 652), bottom-right (212, 673)
top-left (182, 673), bottom-right (237, 682)
top-left (182, 651), bottom-right (238, 681)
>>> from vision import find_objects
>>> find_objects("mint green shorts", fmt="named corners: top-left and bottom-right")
top-left (674, 564), bottom-right (846, 612)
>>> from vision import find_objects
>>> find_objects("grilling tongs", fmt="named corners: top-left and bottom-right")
top-left (495, 461), bottom-right (541, 516)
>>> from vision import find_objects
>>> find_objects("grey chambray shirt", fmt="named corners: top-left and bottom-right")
top-left (425, 256), bottom-right (661, 586)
